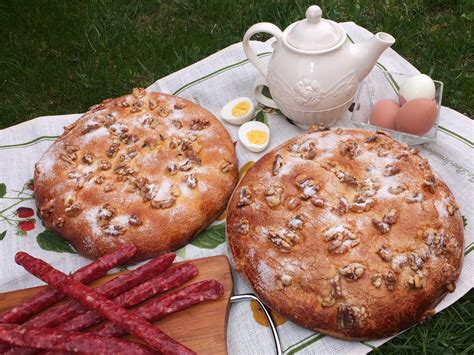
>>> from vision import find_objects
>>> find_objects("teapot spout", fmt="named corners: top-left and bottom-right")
top-left (351, 32), bottom-right (395, 81)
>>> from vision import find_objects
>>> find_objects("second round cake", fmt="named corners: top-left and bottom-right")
top-left (227, 127), bottom-right (463, 340)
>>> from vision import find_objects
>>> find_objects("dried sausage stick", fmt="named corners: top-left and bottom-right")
top-left (58, 262), bottom-right (198, 332)
top-left (0, 244), bottom-right (137, 324)
top-left (15, 252), bottom-right (194, 355)
top-left (96, 279), bottom-right (224, 338)
top-left (114, 262), bottom-right (198, 307)
top-left (0, 324), bottom-right (157, 355)
top-left (41, 280), bottom-right (224, 355)
top-left (0, 245), bottom-right (137, 353)
top-left (6, 253), bottom-right (175, 354)
top-left (24, 253), bottom-right (175, 329)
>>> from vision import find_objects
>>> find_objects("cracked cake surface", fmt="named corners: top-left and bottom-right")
top-left (34, 89), bottom-right (238, 260)
top-left (227, 127), bottom-right (463, 340)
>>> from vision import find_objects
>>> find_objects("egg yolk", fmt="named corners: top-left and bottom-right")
top-left (232, 101), bottom-right (250, 117)
top-left (246, 130), bottom-right (268, 145)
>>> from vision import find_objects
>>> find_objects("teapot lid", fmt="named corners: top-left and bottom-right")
top-left (287, 5), bottom-right (344, 51)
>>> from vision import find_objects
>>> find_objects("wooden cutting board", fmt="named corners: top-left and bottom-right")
top-left (0, 255), bottom-right (233, 354)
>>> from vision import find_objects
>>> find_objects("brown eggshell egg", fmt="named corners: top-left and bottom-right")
top-left (396, 98), bottom-right (437, 135)
top-left (369, 99), bottom-right (400, 130)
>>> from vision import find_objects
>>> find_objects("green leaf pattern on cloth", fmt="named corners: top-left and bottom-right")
top-left (0, 231), bottom-right (6, 241)
top-left (255, 110), bottom-right (268, 126)
top-left (0, 183), bottom-right (6, 198)
top-left (175, 246), bottom-right (187, 260)
top-left (262, 85), bottom-right (273, 100)
top-left (36, 229), bottom-right (77, 254)
top-left (191, 223), bottom-right (226, 249)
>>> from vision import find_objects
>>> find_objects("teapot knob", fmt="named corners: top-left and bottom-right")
top-left (306, 5), bottom-right (322, 24)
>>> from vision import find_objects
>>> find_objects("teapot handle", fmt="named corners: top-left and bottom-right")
top-left (243, 23), bottom-right (282, 79)
top-left (253, 77), bottom-right (279, 109)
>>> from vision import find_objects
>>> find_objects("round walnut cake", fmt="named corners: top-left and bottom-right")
top-left (34, 89), bottom-right (238, 260)
top-left (227, 127), bottom-right (463, 340)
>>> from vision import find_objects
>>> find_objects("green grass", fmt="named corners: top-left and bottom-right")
top-left (0, 0), bottom-right (473, 352)
top-left (0, 0), bottom-right (472, 129)
top-left (373, 290), bottom-right (474, 354)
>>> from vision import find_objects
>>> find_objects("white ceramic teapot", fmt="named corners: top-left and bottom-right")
top-left (243, 5), bottom-right (395, 127)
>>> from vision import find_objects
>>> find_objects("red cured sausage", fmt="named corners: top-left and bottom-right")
top-left (40, 280), bottom-right (224, 355)
top-left (24, 253), bottom-right (175, 329)
top-left (0, 245), bottom-right (137, 354)
top-left (6, 253), bottom-right (176, 355)
top-left (114, 262), bottom-right (199, 307)
top-left (0, 244), bottom-right (136, 324)
top-left (0, 324), bottom-right (157, 354)
top-left (96, 279), bottom-right (224, 338)
top-left (58, 262), bottom-right (198, 332)
top-left (15, 252), bottom-right (194, 355)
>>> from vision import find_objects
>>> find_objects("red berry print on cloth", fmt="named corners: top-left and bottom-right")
top-left (0, 180), bottom-right (36, 239)
top-left (1, 178), bottom-right (76, 253)
top-left (16, 207), bottom-right (35, 218)
top-left (17, 219), bottom-right (36, 236)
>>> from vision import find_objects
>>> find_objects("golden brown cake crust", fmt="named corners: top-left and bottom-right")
top-left (34, 89), bottom-right (238, 260)
top-left (227, 128), bottom-right (463, 340)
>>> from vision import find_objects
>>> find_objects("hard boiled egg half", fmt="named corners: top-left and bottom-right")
top-left (238, 121), bottom-right (270, 152)
top-left (221, 97), bottom-right (255, 125)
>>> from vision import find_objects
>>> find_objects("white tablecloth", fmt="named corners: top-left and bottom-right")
top-left (0, 22), bottom-right (472, 354)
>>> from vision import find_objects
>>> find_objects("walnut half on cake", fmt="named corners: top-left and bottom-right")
top-left (34, 89), bottom-right (238, 260)
top-left (227, 128), bottom-right (463, 340)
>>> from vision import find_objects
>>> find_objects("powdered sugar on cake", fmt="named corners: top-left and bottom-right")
top-left (33, 90), bottom-right (238, 260)
top-left (435, 199), bottom-right (449, 219)
top-left (79, 126), bottom-right (109, 145)
top-left (257, 260), bottom-right (275, 291)
top-left (227, 128), bottom-right (464, 340)
top-left (84, 207), bottom-right (102, 236)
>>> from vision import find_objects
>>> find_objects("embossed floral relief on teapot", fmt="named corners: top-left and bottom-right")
top-left (243, 5), bottom-right (395, 127)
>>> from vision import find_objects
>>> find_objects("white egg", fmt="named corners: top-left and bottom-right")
top-left (220, 97), bottom-right (255, 125)
top-left (399, 74), bottom-right (436, 104)
top-left (238, 121), bottom-right (270, 152)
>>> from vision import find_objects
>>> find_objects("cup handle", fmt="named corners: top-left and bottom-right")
top-left (243, 22), bottom-right (282, 79)
top-left (253, 77), bottom-right (279, 109)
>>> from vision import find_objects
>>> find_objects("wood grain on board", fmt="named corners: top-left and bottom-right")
top-left (0, 255), bottom-right (233, 355)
